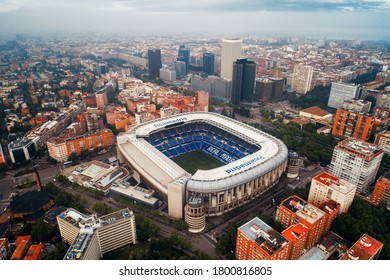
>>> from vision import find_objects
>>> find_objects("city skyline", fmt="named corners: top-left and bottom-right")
top-left (0, 0), bottom-right (389, 40)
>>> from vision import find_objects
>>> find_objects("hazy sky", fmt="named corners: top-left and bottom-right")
top-left (0, 0), bottom-right (390, 39)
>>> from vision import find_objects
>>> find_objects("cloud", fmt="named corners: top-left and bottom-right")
top-left (0, 0), bottom-right (390, 13)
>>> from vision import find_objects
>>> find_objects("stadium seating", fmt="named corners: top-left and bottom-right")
top-left (145, 122), bottom-right (260, 165)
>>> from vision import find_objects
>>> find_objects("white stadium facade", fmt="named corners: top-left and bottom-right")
top-left (117, 112), bottom-right (288, 232)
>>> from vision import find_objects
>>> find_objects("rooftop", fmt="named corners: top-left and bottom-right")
top-left (62, 208), bottom-right (134, 260)
top-left (318, 200), bottom-right (341, 215)
top-left (299, 246), bottom-right (327, 260)
top-left (301, 106), bottom-right (331, 117)
top-left (337, 138), bottom-right (383, 156)
top-left (8, 137), bottom-right (33, 150)
top-left (110, 180), bottom-right (158, 206)
top-left (281, 195), bottom-right (325, 224)
top-left (281, 223), bottom-right (308, 242)
top-left (340, 234), bottom-right (383, 260)
top-left (10, 190), bottom-right (52, 215)
top-left (313, 171), bottom-right (357, 194)
top-left (24, 244), bottom-right (43, 260)
top-left (239, 217), bottom-right (288, 256)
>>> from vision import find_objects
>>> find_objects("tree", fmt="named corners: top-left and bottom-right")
top-left (92, 202), bottom-right (112, 215)
top-left (135, 215), bottom-right (160, 242)
top-left (31, 220), bottom-right (52, 243)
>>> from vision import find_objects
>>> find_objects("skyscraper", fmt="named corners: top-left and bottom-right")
top-left (291, 64), bottom-right (313, 94)
top-left (327, 82), bottom-right (361, 109)
top-left (231, 58), bottom-right (256, 105)
top-left (175, 60), bottom-right (186, 79)
top-left (203, 52), bottom-right (215, 74)
top-left (178, 44), bottom-right (190, 72)
top-left (221, 38), bottom-right (242, 80)
top-left (148, 49), bottom-right (162, 78)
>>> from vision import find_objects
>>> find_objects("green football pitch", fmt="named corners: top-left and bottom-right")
top-left (171, 150), bottom-right (224, 175)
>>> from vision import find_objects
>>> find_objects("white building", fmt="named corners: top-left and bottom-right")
top-left (329, 138), bottom-right (383, 193)
top-left (291, 64), bottom-right (313, 94)
top-left (308, 171), bottom-right (357, 214)
top-left (375, 130), bottom-right (390, 155)
top-left (159, 68), bottom-right (176, 82)
top-left (327, 82), bottom-right (361, 109)
top-left (220, 38), bottom-right (242, 80)
top-left (57, 208), bottom-right (137, 260)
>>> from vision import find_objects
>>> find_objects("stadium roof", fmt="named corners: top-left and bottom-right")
top-left (117, 112), bottom-right (288, 193)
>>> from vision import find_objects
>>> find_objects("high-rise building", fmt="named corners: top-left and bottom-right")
top-left (0, 143), bottom-right (5, 165)
top-left (332, 108), bottom-right (374, 141)
top-left (370, 172), bottom-right (390, 208)
top-left (276, 196), bottom-right (327, 249)
top-left (317, 200), bottom-right (340, 234)
top-left (291, 64), bottom-right (313, 94)
top-left (95, 91), bottom-right (108, 108)
top-left (281, 223), bottom-right (308, 260)
top-left (255, 77), bottom-right (284, 101)
top-left (329, 138), bottom-right (383, 193)
top-left (175, 60), bottom-right (187, 79)
top-left (308, 171), bottom-right (357, 214)
top-left (178, 45), bottom-right (190, 72)
top-left (327, 82), bottom-right (362, 109)
top-left (159, 68), bottom-right (176, 82)
top-left (339, 234), bottom-right (383, 260)
top-left (8, 137), bottom-right (36, 164)
top-left (58, 208), bottom-right (137, 260)
top-left (255, 78), bottom-right (273, 101)
top-left (148, 49), bottom-right (162, 78)
top-left (195, 91), bottom-right (209, 112)
top-left (203, 52), bottom-right (215, 74)
top-left (231, 58), bottom-right (256, 105)
top-left (0, 238), bottom-right (10, 260)
top-left (220, 38), bottom-right (242, 80)
top-left (342, 99), bottom-right (372, 113)
top-left (236, 217), bottom-right (290, 260)
top-left (375, 130), bottom-right (390, 155)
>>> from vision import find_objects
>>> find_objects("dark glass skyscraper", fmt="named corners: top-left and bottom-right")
top-left (178, 45), bottom-right (190, 72)
top-left (231, 58), bottom-right (256, 105)
top-left (203, 52), bottom-right (215, 74)
top-left (148, 49), bottom-right (162, 78)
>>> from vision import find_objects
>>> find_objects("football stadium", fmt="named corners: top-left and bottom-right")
top-left (117, 112), bottom-right (288, 232)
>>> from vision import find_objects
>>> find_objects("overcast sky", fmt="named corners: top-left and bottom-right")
top-left (0, 0), bottom-right (389, 40)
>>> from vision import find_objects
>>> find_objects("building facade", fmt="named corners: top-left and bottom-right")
top-left (375, 130), bottom-right (390, 155)
top-left (203, 52), bottom-right (215, 74)
top-left (57, 208), bottom-right (137, 260)
top-left (370, 172), bottom-right (390, 208)
top-left (220, 38), bottom-right (242, 80)
top-left (327, 82), bottom-right (361, 109)
top-left (8, 137), bottom-right (36, 164)
top-left (47, 129), bottom-right (114, 162)
top-left (276, 196), bottom-right (327, 250)
top-left (231, 58), bottom-right (256, 105)
top-left (148, 49), bottom-right (162, 78)
top-left (291, 64), bottom-right (313, 94)
top-left (236, 217), bottom-right (290, 260)
top-left (332, 108), bottom-right (374, 141)
top-left (329, 138), bottom-right (383, 193)
top-left (308, 171), bottom-right (357, 214)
